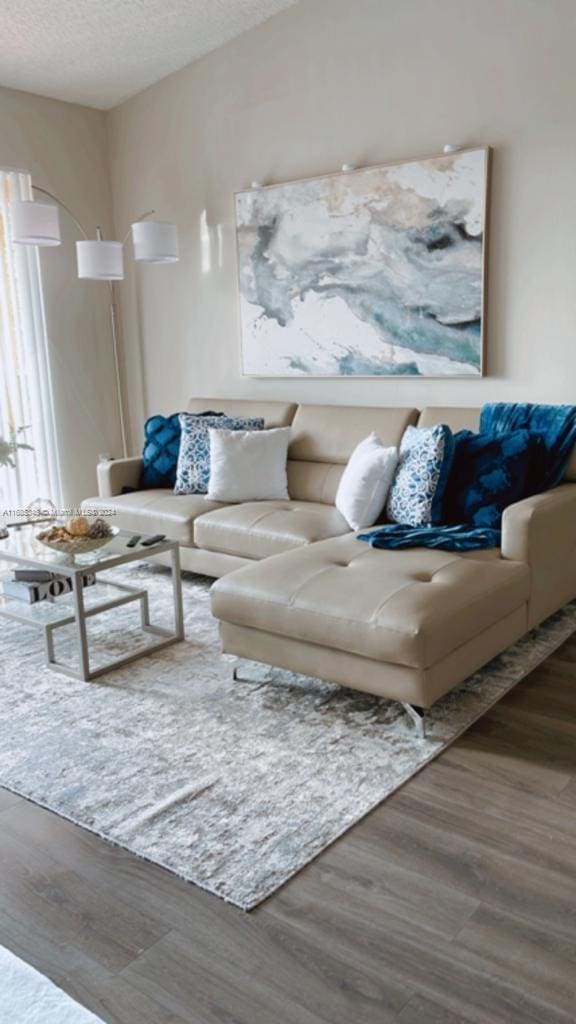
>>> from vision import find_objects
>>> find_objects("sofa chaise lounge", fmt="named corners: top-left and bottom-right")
top-left (89, 398), bottom-right (576, 734)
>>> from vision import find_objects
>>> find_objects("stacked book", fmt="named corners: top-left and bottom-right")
top-left (1, 569), bottom-right (96, 604)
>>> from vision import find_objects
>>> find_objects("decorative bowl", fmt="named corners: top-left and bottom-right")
top-left (36, 527), bottom-right (118, 556)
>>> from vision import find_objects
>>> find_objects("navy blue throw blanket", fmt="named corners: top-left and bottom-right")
top-left (480, 403), bottom-right (576, 491)
top-left (359, 523), bottom-right (502, 552)
top-left (359, 402), bottom-right (576, 553)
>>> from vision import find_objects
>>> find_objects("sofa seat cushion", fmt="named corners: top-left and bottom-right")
top-left (211, 535), bottom-right (529, 669)
top-left (194, 501), bottom-right (350, 560)
top-left (83, 490), bottom-right (225, 546)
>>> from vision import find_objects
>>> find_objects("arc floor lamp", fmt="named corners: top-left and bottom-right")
top-left (9, 188), bottom-right (179, 458)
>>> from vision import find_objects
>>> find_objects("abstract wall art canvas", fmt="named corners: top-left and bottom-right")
top-left (235, 147), bottom-right (489, 377)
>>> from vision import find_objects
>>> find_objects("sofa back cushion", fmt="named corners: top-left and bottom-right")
top-left (187, 397), bottom-right (296, 428)
top-left (417, 406), bottom-right (481, 433)
top-left (287, 404), bottom-right (418, 504)
top-left (418, 406), bottom-right (576, 483)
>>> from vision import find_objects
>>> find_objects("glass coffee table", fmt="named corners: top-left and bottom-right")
top-left (0, 524), bottom-right (184, 681)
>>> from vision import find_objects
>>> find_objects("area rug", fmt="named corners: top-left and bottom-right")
top-left (0, 945), bottom-right (103, 1024)
top-left (0, 564), bottom-right (574, 910)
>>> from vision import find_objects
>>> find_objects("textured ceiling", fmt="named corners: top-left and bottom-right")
top-left (0, 0), bottom-right (298, 110)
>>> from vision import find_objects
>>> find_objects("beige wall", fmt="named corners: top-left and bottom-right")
top-left (0, 0), bottom-right (572, 494)
top-left (0, 85), bottom-right (122, 504)
top-left (107, 0), bottom-right (575, 447)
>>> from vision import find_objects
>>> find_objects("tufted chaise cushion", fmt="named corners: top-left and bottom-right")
top-left (211, 534), bottom-right (529, 669)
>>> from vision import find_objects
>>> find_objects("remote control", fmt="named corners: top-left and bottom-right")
top-left (126, 534), bottom-right (142, 548)
top-left (140, 534), bottom-right (166, 547)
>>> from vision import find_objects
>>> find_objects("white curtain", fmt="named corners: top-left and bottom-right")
top-left (0, 169), bottom-right (61, 515)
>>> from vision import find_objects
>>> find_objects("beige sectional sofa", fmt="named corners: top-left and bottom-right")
top-left (89, 397), bottom-right (576, 735)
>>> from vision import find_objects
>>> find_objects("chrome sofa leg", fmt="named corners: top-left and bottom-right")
top-left (232, 665), bottom-right (251, 682)
top-left (232, 664), bottom-right (272, 685)
top-left (232, 662), bottom-right (427, 737)
top-left (401, 702), bottom-right (427, 739)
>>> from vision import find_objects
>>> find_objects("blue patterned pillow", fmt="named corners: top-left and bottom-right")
top-left (386, 424), bottom-right (455, 527)
top-left (140, 413), bottom-right (183, 489)
top-left (174, 413), bottom-right (265, 494)
top-left (443, 429), bottom-right (539, 528)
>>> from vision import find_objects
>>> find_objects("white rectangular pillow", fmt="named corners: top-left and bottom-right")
top-left (207, 427), bottom-right (291, 502)
top-left (336, 432), bottom-right (398, 530)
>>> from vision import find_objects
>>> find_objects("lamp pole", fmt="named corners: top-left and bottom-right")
top-left (31, 186), bottom-right (156, 460)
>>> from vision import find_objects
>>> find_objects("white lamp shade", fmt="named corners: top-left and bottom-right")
top-left (132, 220), bottom-right (179, 263)
top-left (76, 240), bottom-right (124, 280)
top-left (10, 200), bottom-right (61, 246)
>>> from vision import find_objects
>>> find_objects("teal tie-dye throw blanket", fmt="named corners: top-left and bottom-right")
top-left (359, 402), bottom-right (576, 552)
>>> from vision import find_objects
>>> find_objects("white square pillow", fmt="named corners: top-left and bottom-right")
top-left (336, 433), bottom-right (398, 530)
top-left (207, 427), bottom-right (291, 502)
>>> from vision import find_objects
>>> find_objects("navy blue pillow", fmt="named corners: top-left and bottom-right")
top-left (140, 411), bottom-right (226, 488)
top-left (140, 413), bottom-right (183, 488)
top-left (443, 429), bottom-right (540, 529)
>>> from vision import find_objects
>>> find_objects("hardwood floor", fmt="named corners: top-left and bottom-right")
top-left (1, 640), bottom-right (576, 1022)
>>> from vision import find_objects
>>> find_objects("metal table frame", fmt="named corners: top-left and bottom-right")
top-left (0, 538), bottom-right (184, 681)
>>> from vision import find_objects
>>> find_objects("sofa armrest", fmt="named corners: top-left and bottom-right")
top-left (502, 483), bottom-right (576, 626)
top-left (97, 457), bottom-right (143, 498)
top-left (501, 483), bottom-right (576, 565)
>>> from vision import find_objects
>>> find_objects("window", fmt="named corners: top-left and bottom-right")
top-left (0, 169), bottom-right (61, 515)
